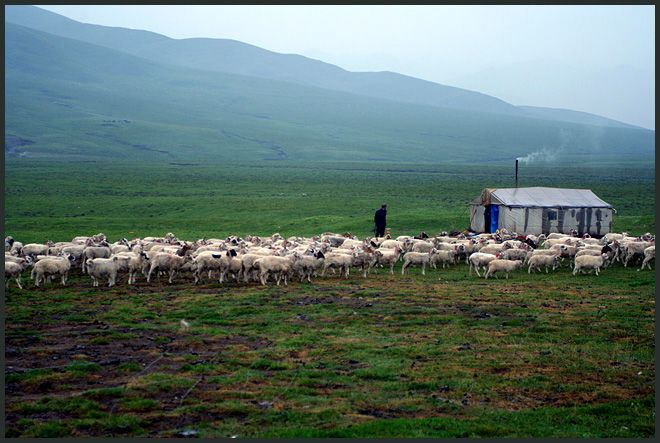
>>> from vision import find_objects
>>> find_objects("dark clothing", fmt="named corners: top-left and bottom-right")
top-left (374, 208), bottom-right (387, 237)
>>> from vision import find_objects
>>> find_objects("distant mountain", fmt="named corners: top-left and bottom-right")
top-left (5, 5), bottom-right (643, 129)
top-left (518, 106), bottom-right (640, 129)
top-left (5, 22), bottom-right (654, 164)
top-left (448, 59), bottom-right (653, 130)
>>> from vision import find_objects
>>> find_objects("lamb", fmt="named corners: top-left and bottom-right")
top-left (291, 250), bottom-right (325, 283)
top-left (640, 246), bottom-right (655, 270)
top-left (410, 240), bottom-right (434, 253)
top-left (5, 257), bottom-right (32, 289)
top-left (350, 249), bottom-right (378, 278)
top-left (401, 249), bottom-right (437, 276)
top-left (82, 245), bottom-right (112, 272)
top-left (320, 234), bottom-right (347, 247)
top-left (21, 242), bottom-right (52, 258)
top-left (574, 249), bottom-right (605, 259)
top-left (146, 252), bottom-right (188, 284)
top-left (430, 250), bottom-right (455, 269)
top-left (373, 247), bottom-right (401, 274)
top-left (253, 254), bottom-right (297, 286)
top-left (337, 238), bottom-right (365, 251)
top-left (379, 238), bottom-right (412, 252)
top-left (622, 241), bottom-right (654, 267)
top-left (192, 250), bottom-right (229, 284)
top-left (60, 244), bottom-right (86, 266)
top-left (600, 232), bottom-right (628, 245)
top-left (498, 248), bottom-right (529, 262)
top-left (527, 254), bottom-right (560, 274)
top-left (194, 250), bottom-right (241, 284)
top-left (241, 252), bottom-right (278, 283)
top-left (221, 253), bottom-right (244, 283)
top-left (71, 236), bottom-right (92, 245)
top-left (110, 243), bottom-right (130, 254)
top-left (86, 257), bottom-right (121, 287)
top-left (484, 259), bottom-right (523, 279)
top-left (5, 254), bottom-right (30, 264)
top-left (468, 252), bottom-right (497, 277)
top-left (5, 236), bottom-right (15, 252)
top-left (578, 237), bottom-right (601, 246)
top-left (9, 240), bottom-right (24, 256)
top-left (545, 233), bottom-right (570, 240)
top-left (542, 238), bottom-right (574, 249)
top-left (31, 255), bottom-right (74, 287)
top-left (113, 251), bottom-right (149, 284)
top-left (320, 251), bottom-right (354, 278)
top-left (478, 244), bottom-right (507, 256)
top-left (573, 254), bottom-right (608, 276)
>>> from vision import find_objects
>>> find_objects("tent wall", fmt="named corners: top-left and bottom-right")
top-left (470, 205), bottom-right (485, 233)
top-left (497, 206), bottom-right (612, 236)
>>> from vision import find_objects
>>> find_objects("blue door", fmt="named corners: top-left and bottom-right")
top-left (490, 205), bottom-right (499, 233)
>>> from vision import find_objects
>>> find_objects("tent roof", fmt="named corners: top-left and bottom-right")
top-left (472, 187), bottom-right (612, 208)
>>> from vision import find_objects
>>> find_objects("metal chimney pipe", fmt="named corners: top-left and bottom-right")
top-left (515, 159), bottom-right (519, 188)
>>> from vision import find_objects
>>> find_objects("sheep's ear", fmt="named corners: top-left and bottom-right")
top-left (212, 253), bottom-right (222, 259)
top-left (230, 249), bottom-right (237, 257)
top-left (316, 251), bottom-right (325, 259)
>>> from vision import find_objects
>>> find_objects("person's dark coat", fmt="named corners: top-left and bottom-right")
top-left (374, 208), bottom-right (387, 228)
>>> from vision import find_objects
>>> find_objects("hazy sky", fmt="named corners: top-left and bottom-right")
top-left (38, 5), bottom-right (655, 129)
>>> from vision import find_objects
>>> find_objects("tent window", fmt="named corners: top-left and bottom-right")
top-left (547, 210), bottom-right (557, 221)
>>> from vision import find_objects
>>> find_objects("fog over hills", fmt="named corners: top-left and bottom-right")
top-left (4, 6), bottom-right (654, 164)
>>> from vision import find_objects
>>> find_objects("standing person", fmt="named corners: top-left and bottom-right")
top-left (374, 204), bottom-right (387, 238)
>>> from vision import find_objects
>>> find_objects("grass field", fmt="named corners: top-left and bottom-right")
top-left (3, 160), bottom-right (655, 243)
top-left (3, 159), bottom-right (655, 437)
top-left (3, 259), bottom-right (655, 437)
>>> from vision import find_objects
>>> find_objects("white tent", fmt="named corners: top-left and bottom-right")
top-left (469, 187), bottom-right (614, 236)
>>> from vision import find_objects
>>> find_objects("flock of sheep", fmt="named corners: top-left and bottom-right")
top-left (4, 229), bottom-right (656, 290)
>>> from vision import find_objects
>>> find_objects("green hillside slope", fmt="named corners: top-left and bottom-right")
top-left (5, 5), bottom-right (643, 129)
top-left (5, 23), bottom-right (655, 164)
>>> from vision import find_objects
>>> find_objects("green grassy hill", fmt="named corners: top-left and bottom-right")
top-left (5, 5), bottom-right (649, 129)
top-left (5, 23), bottom-right (655, 164)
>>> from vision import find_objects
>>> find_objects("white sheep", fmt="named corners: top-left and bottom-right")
top-left (351, 249), bottom-right (378, 278)
top-left (5, 254), bottom-right (29, 264)
top-left (320, 251), bottom-right (354, 278)
top-left (86, 257), bottom-right (120, 287)
top-left (241, 252), bottom-right (278, 283)
top-left (9, 240), bottom-right (24, 256)
top-left (82, 245), bottom-right (112, 272)
top-left (291, 250), bottom-right (325, 283)
top-left (21, 242), bottom-right (52, 257)
top-left (192, 250), bottom-right (229, 284)
top-left (527, 254), bottom-right (560, 274)
top-left (478, 243), bottom-right (506, 256)
top-left (253, 254), bottom-right (297, 286)
top-left (373, 247), bottom-right (401, 274)
top-left (468, 252), bottom-right (497, 277)
top-left (622, 241), bottom-right (654, 267)
top-left (410, 240), bottom-right (434, 253)
top-left (640, 246), bottom-right (655, 270)
top-left (31, 255), bottom-right (74, 287)
top-left (5, 257), bottom-right (32, 289)
top-left (498, 249), bottom-right (529, 262)
top-left (430, 250), bottom-right (455, 269)
top-left (113, 251), bottom-right (149, 284)
top-left (401, 250), bottom-right (437, 276)
top-left (146, 252), bottom-right (188, 284)
top-left (484, 259), bottom-right (523, 279)
top-left (573, 254), bottom-right (608, 276)
top-left (60, 244), bottom-right (87, 266)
